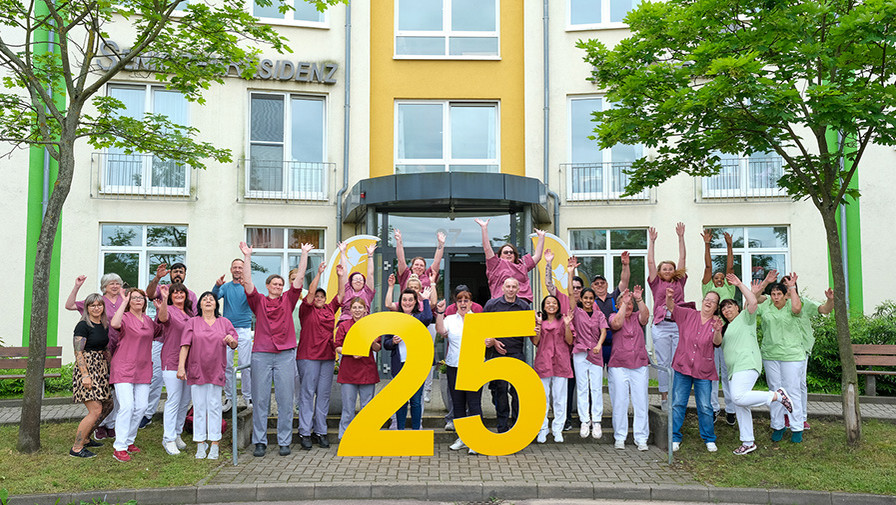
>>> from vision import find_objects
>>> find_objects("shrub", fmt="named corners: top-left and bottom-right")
top-left (0, 363), bottom-right (74, 397)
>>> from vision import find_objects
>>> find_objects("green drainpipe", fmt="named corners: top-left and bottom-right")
top-left (825, 130), bottom-right (864, 316)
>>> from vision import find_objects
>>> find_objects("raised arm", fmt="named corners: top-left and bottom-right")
top-left (618, 251), bottom-right (631, 292)
top-left (384, 273), bottom-right (397, 311)
top-left (819, 288), bottom-right (834, 315)
top-left (292, 243), bottom-right (313, 291)
top-left (712, 317), bottom-right (724, 346)
top-left (664, 287), bottom-right (676, 314)
top-left (647, 227), bottom-right (658, 282)
top-left (65, 275), bottom-right (87, 311)
top-left (395, 228), bottom-right (408, 278)
top-left (563, 311), bottom-right (575, 346)
top-left (610, 289), bottom-right (630, 330)
top-left (428, 271), bottom-right (439, 306)
top-left (531, 312), bottom-right (542, 346)
top-left (701, 229), bottom-right (713, 285)
top-left (335, 264), bottom-right (346, 303)
top-left (365, 243), bottom-right (377, 290)
top-left (434, 299), bottom-right (447, 335)
top-left (727, 273), bottom-right (757, 314)
top-left (238, 242), bottom-right (255, 295)
top-left (676, 222), bottom-right (687, 272)
top-left (531, 228), bottom-right (546, 264)
top-left (633, 285), bottom-right (650, 326)
top-left (145, 263), bottom-right (168, 300)
top-left (724, 232), bottom-right (734, 275)
top-left (752, 269), bottom-right (778, 303)
top-left (785, 273), bottom-right (801, 315)
top-left (475, 218), bottom-right (495, 260)
top-left (431, 231), bottom-right (446, 275)
top-left (307, 262), bottom-right (326, 300)
top-left (110, 291), bottom-right (130, 330)
top-left (544, 249), bottom-right (557, 297)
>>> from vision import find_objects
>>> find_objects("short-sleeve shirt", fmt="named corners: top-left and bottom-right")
top-left (442, 314), bottom-right (466, 368)
top-left (398, 266), bottom-right (437, 291)
top-left (571, 308), bottom-right (609, 366)
top-left (153, 288), bottom-right (198, 316)
top-left (702, 281), bottom-right (737, 302)
top-left (485, 254), bottom-right (537, 302)
top-left (182, 316), bottom-right (238, 386)
top-left (607, 311), bottom-right (649, 369)
top-left (334, 319), bottom-right (380, 385)
top-left (756, 298), bottom-right (804, 361)
top-left (796, 297), bottom-right (821, 354)
top-left (648, 274), bottom-right (688, 325)
top-left (532, 317), bottom-right (573, 378)
top-left (74, 321), bottom-right (109, 352)
top-left (110, 312), bottom-right (162, 384)
top-left (212, 281), bottom-right (253, 328)
top-left (296, 295), bottom-right (340, 360)
top-left (339, 284), bottom-right (375, 321)
top-left (670, 305), bottom-right (718, 380)
top-left (246, 285), bottom-right (302, 353)
top-left (720, 309), bottom-right (762, 379)
top-left (158, 305), bottom-right (192, 371)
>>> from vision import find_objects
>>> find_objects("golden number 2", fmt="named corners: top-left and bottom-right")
top-left (337, 312), bottom-right (435, 456)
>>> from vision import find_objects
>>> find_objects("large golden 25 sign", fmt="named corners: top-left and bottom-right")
top-left (337, 311), bottom-right (546, 457)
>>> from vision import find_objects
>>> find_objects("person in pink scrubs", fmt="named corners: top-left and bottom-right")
top-left (109, 287), bottom-right (165, 462)
top-left (607, 286), bottom-right (651, 451)
top-left (336, 241), bottom-right (377, 321)
top-left (335, 297), bottom-right (381, 439)
top-left (474, 218), bottom-right (546, 303)
top-left (532, 295), bottom-right (574, 444)
top-left (158, 283), bottom-right (194, 456)
top-left (177, 291), bottom-right (238, 460)
top-left (394, 228), bottom-right (446, 291)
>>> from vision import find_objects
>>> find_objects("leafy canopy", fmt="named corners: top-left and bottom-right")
top-left (577, 0), bottom-right (896, 207)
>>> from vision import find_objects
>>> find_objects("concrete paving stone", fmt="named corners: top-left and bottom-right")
top-left (769, 489), bottom-right (833, 505)
top-left (594, 483), bottom-right (652, 501)
top-left (831, 492), bottom-right (896, 505)
top-left (709, 487), bottom-right (771, 504)
top-left (314, 482), bottom-right (372, 499)
top-left (136, 486), bottom-right (197, 505)
top-left (651, 483), bottom-right (711, 502)
top-left (9, 492), bottom-right (71, 505)
top-left (483, 481), bottom-right (538, 500)
top-left (427, 482), bottom-right (483, 501)
top-left (370, 482), bottom-right (425, 499)
top-left (255, 483), bottom-right (313, 501)
top-left (197, 484), bottom-right (257, 503)
top-left (537, 482), bottom-right (593, 499)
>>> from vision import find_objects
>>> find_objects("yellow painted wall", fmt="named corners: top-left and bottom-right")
top-left (369, 0), bottom-right (525, 178)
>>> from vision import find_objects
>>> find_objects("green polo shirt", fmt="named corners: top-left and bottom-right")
top-left (756, 298), bottom-right (804, 362)
top-left (721, 308), bottom-right (762, 380)
top-left (702, 280), bottom-right (737, 302)
top-left (796, 297), bottom-right (821, 355)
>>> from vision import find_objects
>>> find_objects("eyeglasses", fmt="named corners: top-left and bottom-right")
top-left (130, 296), bottom-right (145, 301)
top-left (88, 303), bottom-right (104, 308)
top-left (500, 250), bottom-right (514, 255)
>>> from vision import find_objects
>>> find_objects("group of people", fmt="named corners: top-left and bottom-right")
top-left (64, 221), bottom-right (833, 460)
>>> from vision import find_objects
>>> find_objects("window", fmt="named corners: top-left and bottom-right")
top-left (247, 92), bottom-right (327, 200)
top-left (253, 0), bottom-right (326, 26)
top-left (705, 226), bottom-right (790, 284)
top-left (701, 152), bottom-right (785, 198)
top-left (395, 101), bottom-right (499, 174)
top-left (569, 228), bottom-right (647, 292)
top-left (245, 227), bottom-right (325, 296)
top-left (103, 84), bottom-right (189, 196)
top-left (395, 0), bottom-right (499, 58)
top-left (569, 0), bottom-right (638, 28)
top-left (567, 97), bottom-right (645, 200)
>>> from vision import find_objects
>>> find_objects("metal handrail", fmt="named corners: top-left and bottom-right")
top-left (232, 362), bottom-right (252, 466)
top-left (648, 359), bottom-right (674, 465)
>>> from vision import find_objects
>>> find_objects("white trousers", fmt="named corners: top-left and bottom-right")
top-left (339, 383), bottom-right (375, 439)
top-left (161, 370), bottom-right (191, 443)
top-left (144, 340), bottom-right (164, 419)
top-left (225, 327), bottom-right (253, 401)
top-left (652, 321), bottom-right (679, 393)
top-left (191, 383), bottom-right (223, 442)
top-left (540, 376), bottom-right (568, 436)
top-left (728, 369), bottom-right (775, 444)
top-left (800, 357), bottom-right (809, 426)
top-left (608, 366), bottom-right (649, 444)
top-left (711, 347), bottom-right (734, 413)
top-left (572, 353), bottom-right (603, 424)
top-left (763, 359), bottom-right (805, 432)
top-left (113, 382), bottom-right (149, 451)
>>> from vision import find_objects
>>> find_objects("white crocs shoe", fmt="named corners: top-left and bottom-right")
top-left (163, 441), bottom-right (180, 455)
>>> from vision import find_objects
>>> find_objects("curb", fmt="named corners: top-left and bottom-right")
top-left (8, 482), bottom-right (895, 505)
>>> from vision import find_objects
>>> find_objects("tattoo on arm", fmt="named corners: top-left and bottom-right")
top-left (74, 336), bottom-right (88, 371)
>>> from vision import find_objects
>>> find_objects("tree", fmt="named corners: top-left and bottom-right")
top-left (578, 0), bottom-right (896, 446)
top-left (1, 0), bottom-right (342, 453)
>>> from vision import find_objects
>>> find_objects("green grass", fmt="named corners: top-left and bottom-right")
top-left (675, 415), bottom-right (896, 495)
top-left (0, 421), bottom-right (229, 495)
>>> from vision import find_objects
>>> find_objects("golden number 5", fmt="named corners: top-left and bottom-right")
top-left (454, 311), bottom-right (546, 456)
top-left (337, 312), bottom-right (435, 456)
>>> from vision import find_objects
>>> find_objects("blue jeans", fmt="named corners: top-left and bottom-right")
top-left (396, 385), bottom-right (424, 429)
top-left (671, 370), bottom-right (715, 443)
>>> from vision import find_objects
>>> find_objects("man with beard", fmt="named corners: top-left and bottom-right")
top-left (214, 258), bottom-right (255, 412)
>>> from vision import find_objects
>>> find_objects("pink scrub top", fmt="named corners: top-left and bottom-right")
top-left (485, 254), bottom-right (537, 302)
top-left (398, 266), bottom-right (437, 291)
top-left (182, 316), bottom-right (238, 387)
top-left (532, 317), bottom-right (573, 378)
top-left (247, 285), bottom-right (301, 353)
top-left (297, 295), bottom-right (340, 361)
top-left (671, 304), bottom-right (719, 380)
top-left (110, 311), bottom-right (161, 384)
top-left (158, 305), bottom-right (191, 371)
top-left (334, 319), bottom-right (380, 385)
top-left (572, 308), bottom-right (609, 367)
top-left (607, 311), bottom-right (650, 369)
top-left (339, 278), bottom-right (375, 321)
top-left (648, 274), bottom-right (688, 325)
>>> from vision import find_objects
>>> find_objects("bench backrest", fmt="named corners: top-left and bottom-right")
top-left (0, 346), bottom-right (64, 371)
top-left (852, 344), bottom-right (896, 367)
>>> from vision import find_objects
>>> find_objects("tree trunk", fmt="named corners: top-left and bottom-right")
top-left (819, 206), bottom-right (862, 446)
top-left (16, 135), bottom-right (76, 453)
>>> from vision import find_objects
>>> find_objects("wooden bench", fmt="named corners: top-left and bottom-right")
top-left (852, 344), bottom-right (896, 396)
top-left (0, 347), bottom-right (64, 396)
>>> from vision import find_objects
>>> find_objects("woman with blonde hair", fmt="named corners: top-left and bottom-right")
top-left (70, 293), bottom-right (114, 458)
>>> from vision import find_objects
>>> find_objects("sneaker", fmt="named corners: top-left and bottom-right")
top-left (777, 388), bottom-right (794, 413)
top-left (138, 416), bottom-right (152, 429)
top-left (85, 438), bottom-right (103, 448)
top-left (107, 428), bottom-right (116, 439)
top-left (803, 421), bottom-right (811, 430)
top-left (661, 399), bottom-right (668, 412)
top-left (772, 428), bottom-right (786, 442)
top-left (449, 438), bottom-right (467, 451)
top-left (553, 432), bottom-right (564, 443)
top-left (706, 442), bottom-right (718, 452)
top-left (164, 441), bottom-right (180, 455)
top-left (536, 430), bottom-right (548, 444)
top-left (315, 434), bottom-right (330, 449)
top-left (445, 420), bottom-right (455, 431)
top-left (791, 431), bottom-right (803, 443)
top-left (69, 448), bottom-right (96, 458)
top-left (222, 398), bottom-right (233, 413)
top-left (563, 420), bottom-right (573, 431)
top-left (113, 450), bottom-right (130, 462)
top-left (94, 426), bottom-right (109, 440)
top-left (207, 444), bottom-right (219, 460)
top-left (468, 448), bottom-right (477, 455)
top-left (579, 423), bottom-right (590, 438)
top-left (247, 400), bottom-right (253, 409)
top-left (637, 442), bottom-right (649, 452)
top-left (126, 444), bottom-right (141, 454)
top-left (713, 410), bottom-right (720, 423)
top-left (733, 443), bottom-right (757, 455)
top-left (195, 442), bottom-right (208, 459)
top-left (672, 441), bottom-right (680, 452)
top-left (253, 443), bottom-right (266, 457)
top-left (279, 445), bottom-right (291, 456)
top-left (592, 422), bottom-right (602, 439)
top-left (300, 435), bottom-right (313, 450)
top-left (423, 392), bottom-right (431, 403)
top-left (175, 436), bottom-right (187, 450)
top-left (726, 413), bottom-right (737, 426)
top-left (614, 440), bottom-right (625, 450)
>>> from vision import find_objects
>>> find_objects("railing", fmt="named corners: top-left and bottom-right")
top-left (698, 157), bottom-right (787, 201)
top-left (239, 159), bottom-right (335, 203)
top-left (91, 152), bottom-right (196, 200)
top-left (560, 162), bottom-right (654, 204)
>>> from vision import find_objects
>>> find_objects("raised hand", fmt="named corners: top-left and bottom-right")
top-left (632, 284), bottom-right (644, 301)
top-left (701, 229), bottom-right (712, 243)
top-left (387, 273), bottom-right (395, 287)
top-left (825, 288), bottom-right (834, 301)
top-left (783, 272), bottom-right (798, 288)
top-left (563, 311), bottom-right (574, 327)
top-left (121, 290), bottom-right (131, 306)
top-left (437, 231), bottom-right (446, 246)
top-left (154, 263), bottom-right (169, 280)
top-left (474, 218), bottom-right (489, 228)
top-left (74, 275), bottom-right (87, 287)
top-left (534, 228), bottom-right (546, 239)
top-left (534, 312), bottom-right (543, 327)
top-left (676, 222), bottom-right (686, 237)
top-left (301, 242), bottom-right (314, 254)
top-left (158, 284), bottom-right (170, 299)
top-left (544, 249), bottom-right (554, 264)
top-left (764, 269), bottom-right (778, 284)
top-left (724, 232), bottom-right (733, 246)
top-left (216, 274), bottom-right (225, 286)
top-left (620, 251), bottom-right (630, 265)
top-left (337, 241), bottom-right (347, 253)
top-left (152, 298), bottom-right (164, 312)
top-left (436, 299), bottom-right (446, 313)
top-left (726, 273), bottom-right (742, 286)
top-left (394, 228), bottom-right (402, 243)
top-left (712, 316), bottom-right (724, 332)
top-left (568, 256), bottom-right (580, 274)
top-left (238, 241), bottom-right (253, 256)
top-left (365, 243), bottom-right (377, 256)
top-left (318, 262), bottom-right (327, 274)
top-left (665, 287), bottom-right (675, 301)
top-left (335, 264), bottom-right (345, 278)
top-left (648, 227), bottom-right (658, 242)
top-left (421, 287), bottom-right (432, 300)
top-left (619, 289), bottom-right (632, 305)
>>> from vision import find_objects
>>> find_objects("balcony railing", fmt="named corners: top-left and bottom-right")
top-left (698, 157), bottom-right (787, 201)
top-left (561, 162), bottom-right (653, 204)
top-left (239, 159), bottom-right (334, 203)
top-left (90, 152), bottom-right (195, 200)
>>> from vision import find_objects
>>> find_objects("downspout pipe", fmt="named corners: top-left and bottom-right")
top-left (335, 1), bottom-right (351, 241)
top-left (543, 0), bottom-right (560, 234)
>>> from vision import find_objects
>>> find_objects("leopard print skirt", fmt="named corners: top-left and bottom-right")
top-left (72, 350), bottom-right (111, 403)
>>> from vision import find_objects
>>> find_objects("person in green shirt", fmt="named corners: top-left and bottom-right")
top-left (718, 273), bottom-right (793, 455)
top-left (702, 230), bottom-right (736, 425)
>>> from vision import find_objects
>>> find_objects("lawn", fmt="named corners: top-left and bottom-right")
top-left (674, 415), bottom-right (896, 495)
top-left (0, 421), bottom-right (229, 495)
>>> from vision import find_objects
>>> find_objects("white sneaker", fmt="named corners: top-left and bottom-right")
top-left (449, 438), bottom-right (466, 451)
top-left (553, 432), bottom-right (564, 443)
top-left (207, 444), bottom-right (219, 460)
top-left (614, 440), bottom-right (625, 450)
top-left (592, 422), bottom-right (602, 439)
top-left (706, 442), bottom-right (718, 452)
top-left (661, 399), bottom-right (669, 411)
top-left (672, 441), bottom-right (680, 452)
top-left (423, 392), bottom-right (431, 403)
top-left (579, 423), bottom-right (590, 438)
top-left (164, 441), bottom-right (180, 455)
top-left (637, 442), bottom-right (649, 451)
top-left (536, 430), bottom-right (548, 444)
top-left (195, 442), bottom-right (208, 459)
top-left (468, 448), bottom-right (477, 455)
top-left (222, 399), bottom-right (232, 413)
top-left (445, 420), bottom-right (455, 431)
top-left (175, 436), bottom-right (187, 450)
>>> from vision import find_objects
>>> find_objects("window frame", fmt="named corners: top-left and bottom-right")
top-left (394, 100), bottom-right (501, 174)
top-left (249, 0), bottom-right (329, 28)
top-left (705, 226), bottom-right (791, 285)
top-left (394, 0), bottom-right (501, 60)
top-left (245, 227), bottom-right (327, 296)
top-left (568, 227), bottom-right (649, 296)
top-left (566, 0), bottom-right (632, 31)
top-left (700, 155), bottom-right (787, 198)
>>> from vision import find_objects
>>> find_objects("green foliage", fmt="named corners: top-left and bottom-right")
top-left (0, 363), bottom-right (73, 397)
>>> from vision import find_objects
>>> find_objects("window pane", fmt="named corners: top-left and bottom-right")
top-left (288, 228), bottom-right (323, 249)
top-left (102, 224), bottom-right (142, 247)
top-left (611, 143), bottom-right (641, 163)
top-left (109, 86), bottom-right (144, 119)
top-left (710, 254), bottom-right (743, 278)
top-left (387, 213), bottom-right (510, 248)
top-left (291, 97), bottom-right (324, 162)
top-left (147, 226), bottom-right (187, 247)
top-left (570, 98), bottom-right (602, 164)
top-left (751, 254), bottom-right (786, 283)
top-left (748, 156), bottom-right (782, 189)
top-left (613, 254), bottom-right (645, 290)
top-left (452, 0), bottom-right (495, 31)
top-left (146, 253), bottom-right (185, 285)
top-left (395, 164), bottom-right (446, 174)
top-left (609, 229), bottom-right (646, 249)
top-left (294, 0), bottom-right (324, 22)
top-left (448, 37), bottom-right (499, 56)
top-left (747, 227), bottom-right (788, 249)
top-left (152, 89), bottom-right (187, 128)
top-left (247, 227), bottom-right (284, 249)
top-left (571, 229), bottom-right (607, 250)
top-left (151, 158), bottom-right (186, 189)
top-left (249, 254), bottom-right (283, 297)
top-left (251, 95), bottom-right (284, 143)
top-left (249, 146), bottom-right (284, 192)
top-left (398, 0), bottom-right (442, 30)
top-left (451, 105), bottom-right (496, 159)
top-left (610, 0), bottom-right (634, 23)
top-left (708, 227), bottom-right (744, 248)
top-left (254, 0), bottom-right (283, 19)
top-left (397, 104), bottom-right (443, 159)
top-left (104, 253), bottom-right (139, 289)
top-left (289, 253), bottom-right (324, 288)
top-left (396, 36), bottom-right (446, 55)
top-left (576, 256), bottom-right (604, 283)
top-left (570, 0), bottom-right (601, 24)
top-left (448, 164), bottom-right (499, 173)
